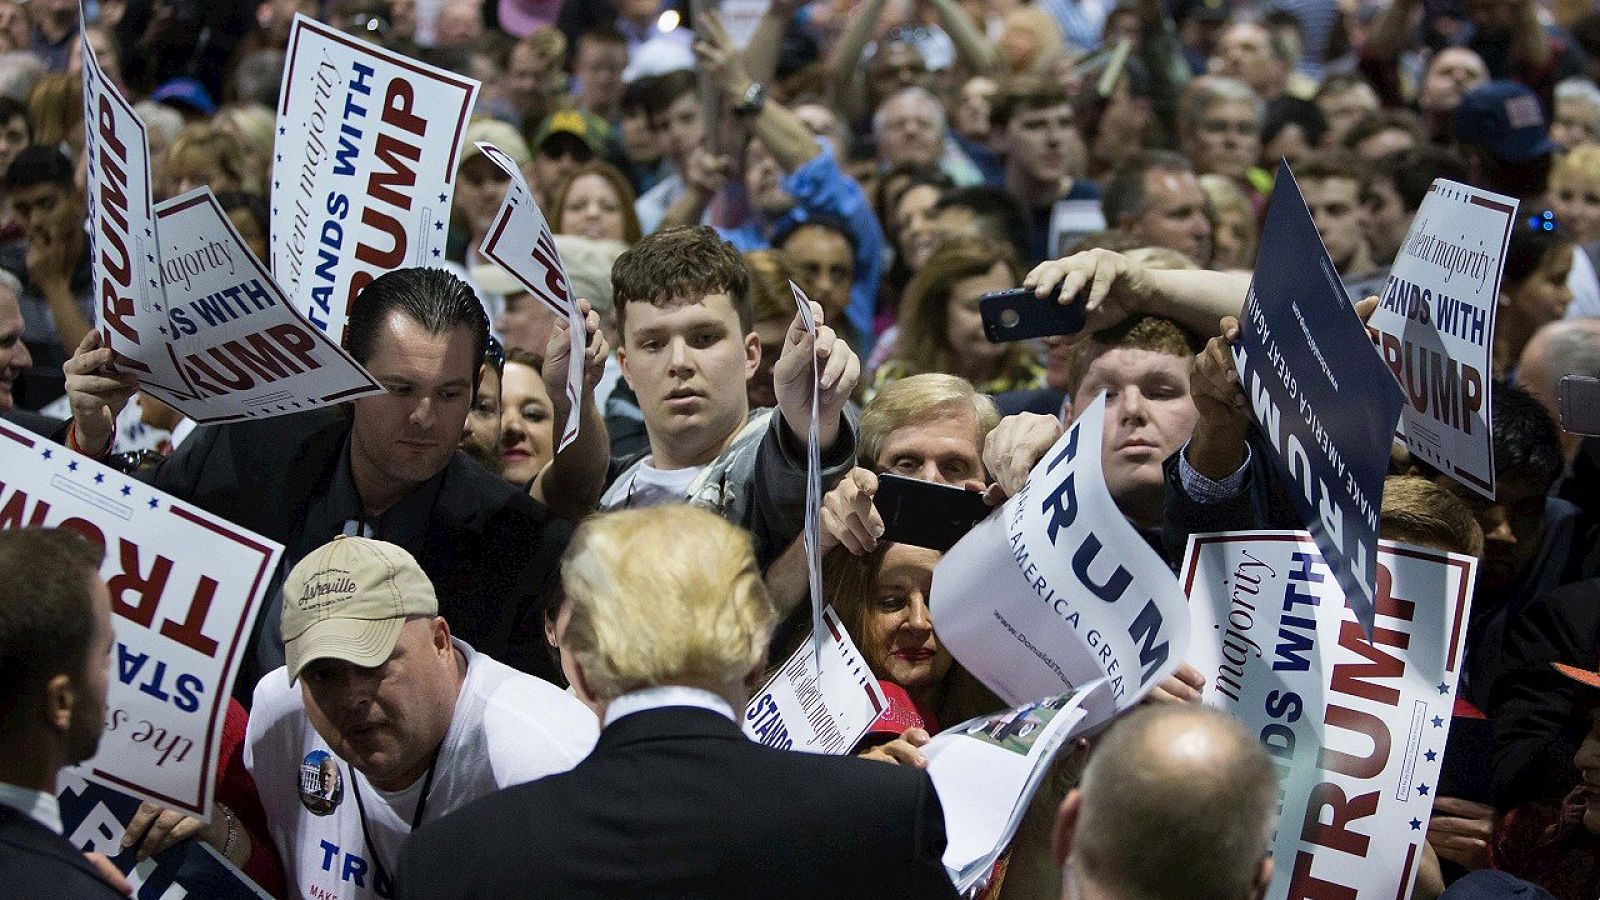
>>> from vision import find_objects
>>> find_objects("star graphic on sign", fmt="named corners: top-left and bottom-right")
top-left (153, 303), bottom-right (161, 311)
top-left (432, 248), bottom-right (441, 258)
top-left (1417, 783), bottom-right (1430, 796)
top-left (120, 485), bottom-right (131, 496)
top-left (278, 126), bottom-right (286, 135)
top-left (146, 254), bottom-right (154, 263)
top-left (434, 221), bottom-right (443, 231)
top-left (1432, 715), bottom-right (1444, 728)
top-left (93, 473), bottom-right (105, 484)
top-left (67, 461), bottom-right (78, 471)
top-left (149, 279), bottom-right (158, 288)
top-left (438, 193), bottom-right (446, 203)
top-left (1410, 819), bottom-right (1422, 831)
top-left (1425, 749), bottom-right (1437, 762)
top-left (1437, 682), bottom-right (1449, 695)
top-left (158, 326), bottom-right (168, 336)
top-left (144, 227), bottom-right (152, 236)
top-left (275, 154), bottom-right (282, 163)
top-left (148, 498), bottom-right (160, 509)
top-left (273, 180), bottom-right (280, 189)
top-left (40, 448), bottom-right (51, 459)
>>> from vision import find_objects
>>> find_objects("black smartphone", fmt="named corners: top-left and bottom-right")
top-left (979, 284), bottom-right (1085, 343)
top-left (1559, 374), bottom-right (1600, 436)
top-left (873, 473), bottom-right (991, 552)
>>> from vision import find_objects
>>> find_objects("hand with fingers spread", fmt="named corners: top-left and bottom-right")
top-left (774, 300), bottom-right (860, 453)
top-left (1023, 249), bottom-right (1157, 343)
top-left (981, 412), bottom-right (1064, 504)
top-left (63, 329), bottom-right (141, 457)
top-left (821, 467), bottom-right (884, 555)
top-left (857, 727), bottom-right (931, 768)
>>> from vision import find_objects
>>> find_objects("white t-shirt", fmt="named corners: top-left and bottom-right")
top-left (600, 459), bottom-right (705, 510)
top-left (244, 639), bottom-right (598, 900)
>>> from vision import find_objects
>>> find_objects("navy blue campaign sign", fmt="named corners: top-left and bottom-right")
top-left (1231, 165), bottom-right (1406, 634)
top-left (57, 771), bottom-right (270, 899)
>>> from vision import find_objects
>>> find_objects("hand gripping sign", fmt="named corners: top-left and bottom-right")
top-left (474, 141), bottom-right (587, 452)
top-left (931, 391), bottom-right (1190, 710)
top-left (1233, 165), bottom-right (1407, 635)
top-left (273, 14), bottom-right (480, 342)
top-left (0, 419), bottom-right (283, 820)
top-left (150, 187), bottom-right (383, 422)
top-left (1366, 180), bottom-right (1517, 500)
top-left (79, 10), bottom-right (192, 403)
top-left (1180, 531), bottom-right (1477, 899)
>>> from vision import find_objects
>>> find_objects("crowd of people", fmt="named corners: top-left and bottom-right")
top-left (3, 0), bottom-right (1600, 896)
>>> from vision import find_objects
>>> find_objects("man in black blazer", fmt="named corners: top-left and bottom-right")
top-left (0, 529), bottom-right (126, 899)
top-left (400, 505), bottom-right (960, 899)
top-left (60, 268), bottom-right (610, 695)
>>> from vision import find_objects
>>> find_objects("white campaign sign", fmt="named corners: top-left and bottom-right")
top-left (1367, 180), bottom-right (1515, 499)
top-left (0, 420), bottom-right (283, 820)
top-left (272, 14), bottom-right (479, 342)
top-left (1180, 532), bottom-right (1477, 899)
top-left (149, 188), bottom-right (382, 422)
top-left (788, 279), bottom-right (823, 664)
top-left (475, 141), bottom-right (586, 451)
top-left (79, 14), bottom-right (192, 404)
top-left (932, 391), bottom-right (1189, 709)
top-left (743, 606), bottom-right (888, 754)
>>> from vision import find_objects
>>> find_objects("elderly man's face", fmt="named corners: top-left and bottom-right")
top-left (300, 618), bottom-right (460, 790)
top-left (1127, 169), bottom-right (1213, 267)
top-left (351, 313), bottom-right (478, 496)
top-left (0, 285), bottom-right (29, 411)
top-left (878, 93), bottom-right (944, 169)
top-left (1190, 98), bottom-right (1261, 181)
top-left (1073, 347), bottom-right (1198, 526)
top-left (873, 409), bottom-right (987, 490)
top-left (1553, 97), bottom-right (1600, 151)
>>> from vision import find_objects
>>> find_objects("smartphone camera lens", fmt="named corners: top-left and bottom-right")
top-left (999, 309), bottom-right (1020, 329)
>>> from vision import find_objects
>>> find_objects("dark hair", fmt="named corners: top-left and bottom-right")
top-left (345, 268), bottom-right (490, 382)
top-left (0, 529), bottom-right (105, 729)
top-left (1263, 96), bottom-right (1326, 149)
top-left (3, 144), bottom-right (72, 193)
top-left (1503, 213), bottom-right (1573, 289)
top-left (774, 213), bottom-right (858, 257)
top-left (0, 97), bottom-right (32, 141)
top-left (1102, 149), bottom-right (1193, 226)
top-left (642, 69), bottom-right (698, 118)
top-left (1374, 146), bottom-right (1469, 212)
top-left (215, 191), bottom-right (270, 248)
top-left (990, 77), bottom-right (1072, 131)
top-left (612, 226), bottom-right (753, 335)
top-left (1491, 380), bottom-right (1563, 490)
top-left (930, 186), bottom-right (1031, 263)
top-left (1341, 109), bottom-right (1424, 154)
top-left (1293, 148), bottom-right (1365, 183)
top-left (576, 24), bottom-right (628, 54)
top-left (621, 75), bottom-right (656, 116)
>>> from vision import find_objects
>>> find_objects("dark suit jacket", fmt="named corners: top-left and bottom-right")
top-left (398, 707), bottom-right (961, 900)
top-left (0, 805), bottom-right (127, 899)
top-left (145, 407), bottom-right (569, 694)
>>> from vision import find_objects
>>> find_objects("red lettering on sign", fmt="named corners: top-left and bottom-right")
top-left (1299, 782), bottom-right (1379, 858)
top-left (1286, 850), bottom-right (1358, 900)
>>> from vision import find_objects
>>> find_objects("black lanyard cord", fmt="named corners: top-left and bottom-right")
top-left (349, 748), bottom-right (440, 894)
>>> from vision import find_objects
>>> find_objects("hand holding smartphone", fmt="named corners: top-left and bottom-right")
top-left (872, 473), bottom-right (991, 552)
top-left (979, 282), bottom-right (1086, 343)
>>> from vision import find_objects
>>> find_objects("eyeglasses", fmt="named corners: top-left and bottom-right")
top-left (1527, 209), bottom-right (1559, 232)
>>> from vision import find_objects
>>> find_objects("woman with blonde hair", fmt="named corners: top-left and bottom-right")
top-left (548, 160), bottom-right (642, 246)
top-left (872, 235), bottom-right (1043, 398)
top-left (161, 122), bottom-right (258, 198)
top-left (1199, 173), bottom-right (1257, 271)
top-left (27, 73), bottom-right (81, 160)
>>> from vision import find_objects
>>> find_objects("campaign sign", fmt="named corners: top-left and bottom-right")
top-left (931, 391), bottom-right (1189, 709)
top-left (79, 15), bottom-right (194, 404)
top-left (475, 141), bottom-right (586, 451)
top-left (273, 14), bottom-right (479, 342)
top-left (1180, 532), bottom-right (1477, 899)
top-left (744, 606), bottom-right (889, 754)
top-left (1367, 180), bottom-right (1515, 500)
top-left (150, 187), bottom-right (382, 423)
top-left (57, 774), bottom-right (271, 899)
top-left (789, 279), bottom-right (824, 664)
top-left (1233, 166), bottom-right (1406, 635)
top-left (0, 420), bottom-right (283, 819)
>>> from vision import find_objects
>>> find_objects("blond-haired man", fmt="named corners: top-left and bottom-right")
top-left (400, 505), bottom-right (960, 899)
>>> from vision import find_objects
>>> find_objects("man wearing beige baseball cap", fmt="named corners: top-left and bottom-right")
top-left (244, 535), bottom-right (598, 900)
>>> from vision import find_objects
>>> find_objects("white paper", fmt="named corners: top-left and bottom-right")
top-left (788, 280), bottom-right (823, 665)
top-left (272, 14), bottom-right (480, 342)
top-left (743, 606), bottom-right (889, 754)
top-left (144, 188), bottom-right (383, 422)
top-left (0, 419), bottom-right (283, 820)
top-left (1180, 531), bottom-right (1478, 899)
top-left (1366, 180), bottom-right (1515, 499)
top-left (79, 13), bottom-right (192, 404)
top-left (932, 391), bottom-right (1190, 710)
top-left (924, 680), bottom-right (1114, 892)
top-left (476, 141), bottom-right (586, 452)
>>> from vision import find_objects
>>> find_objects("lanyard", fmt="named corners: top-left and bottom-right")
top-left (349, 749), bottom-right (439, 895)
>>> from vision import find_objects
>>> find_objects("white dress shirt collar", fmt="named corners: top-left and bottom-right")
top-left (0, 781), bottom-right (62, 834)
top-left (603, 685), bottom-right (737, 729)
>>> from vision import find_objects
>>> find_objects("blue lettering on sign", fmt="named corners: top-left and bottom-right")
top-left (745, 693), bottom-right (794, 749)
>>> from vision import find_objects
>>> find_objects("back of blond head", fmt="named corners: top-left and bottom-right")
top-left (560, 506), bottom-right (776, 701)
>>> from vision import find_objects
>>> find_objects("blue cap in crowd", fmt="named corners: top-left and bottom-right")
top-left (1453, 80), bottom-right (1558, 164)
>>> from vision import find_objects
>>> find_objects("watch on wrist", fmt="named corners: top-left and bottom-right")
top-left (735, 82), bottom-right (766, 118)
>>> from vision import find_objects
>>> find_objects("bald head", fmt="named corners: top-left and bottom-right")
top-left (1517, 317), bottom-right (1600, 460)
top-left (1057, 705), bottom-right (1278, 900)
